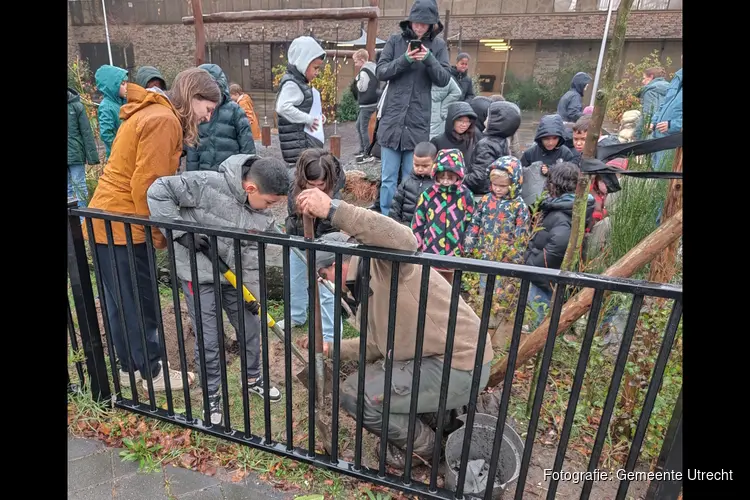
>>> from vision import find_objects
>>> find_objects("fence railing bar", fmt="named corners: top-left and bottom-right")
top-left (68, 209), bottom-right (682, 299)
top-left (454, 273), bottom-right (496, 498)
top-left (187, 233), bottom-right (212, 425)
top-left (282, 245), bottom-right (294, 451)
top-left (615, 301), bottom-right (683, 500)
top-left (378, 262), bottom-right (401, 478)
top-left (165, 229), bottom-right (193, 421)
top-left (402, 264), bottom-right (431, 484)
top-left (257, 242), bottom-right (273, 444)
top-left (104, 220), bottom-right (139, 404)
top-left (67, 299), bottom-right (86, 387)
top-left (354, 256), bottom-right (372, 470)
top-left (429, 270), bottom-right (463, 491)
top-left (514, 284), bottom-right (567, 500)
top-left (484, 278), bottom-right (530, 500)
top-left (580, 294), bottom-right (646, 499)
top-left (145, 229), bottom-right (174, 416)
top-left (547, 288), bottom-right (607, 499)
top-left (233, 239), bottom-right (253, 438)
top-left (209, 235), bottom-right (232, 431)
top-left (330, 253), bottom-right (344, 464)
top-left (84, 216), bottom-right (121, 400)
top-left (306, 245), bottom-right (317, 457)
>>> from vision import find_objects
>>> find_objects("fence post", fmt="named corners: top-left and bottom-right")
top-left (644, 388), bottom-right (683, 500)
top-left (67, 200), bottom-right (111, 402)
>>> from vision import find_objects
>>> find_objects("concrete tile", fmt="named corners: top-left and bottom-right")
top-left (110, 448), bottom-right (141, 478)
top-left (68, 450), bottom-right (113, 492)
top-left (180, 484), bottom-right (225, 500)
top-left (67, 480), bottom-right (114, 500)
top-left (68, 437), bottom-right (106, 461)
top-left (164, 465), bottom-right (221, 496)
top-left (112, 470), bottom-right (169, 500)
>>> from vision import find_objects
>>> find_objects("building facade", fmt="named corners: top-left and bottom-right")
top-left (68, 1), bottom-right (682, 114)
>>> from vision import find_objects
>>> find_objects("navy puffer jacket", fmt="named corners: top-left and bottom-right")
top-left (186, 64), bottom-right (256, 171)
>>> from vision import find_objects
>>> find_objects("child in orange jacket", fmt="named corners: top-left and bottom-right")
top-left (229, 83), bottom-right (261, 140)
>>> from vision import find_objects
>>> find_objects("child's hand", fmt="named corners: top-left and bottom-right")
top-left (655, 121), bottom-right (669, 133)
top-left (541, 165), bottom-right (549, 175)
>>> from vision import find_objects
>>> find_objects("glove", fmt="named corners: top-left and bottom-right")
top-left (176, 233), bottom-right (210, 253)
top-left (246, 300), bottom-right (260, 316)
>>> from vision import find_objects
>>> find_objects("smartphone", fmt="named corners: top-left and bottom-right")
top-left (409, 39), bottom-right (423, 52)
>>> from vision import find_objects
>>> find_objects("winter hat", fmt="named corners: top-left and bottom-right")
top-left (315, 232), bottom-right (356, 271)
top-left (583, 106), bottom-right (594, 116)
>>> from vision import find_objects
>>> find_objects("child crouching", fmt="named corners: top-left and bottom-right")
top-left (147, 154), bottom-right (290, 425)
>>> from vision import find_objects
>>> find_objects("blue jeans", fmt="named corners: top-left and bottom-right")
top-left (526, 283), bottom-right (552, 329)
top-left (289, 249), bottom-right (341, 343)
top-left (67, 164), bottom-right (88, 208)
top-left (379, 147), bottom-right (414, 216)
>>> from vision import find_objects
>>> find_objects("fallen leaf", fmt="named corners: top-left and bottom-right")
top-left (293, 496), bottom-right (324, 500)
top-left (181, 454), bottom-right (196, 469)
top-left (324, 479), bottom-right (333, 486)
top-left (204, 466), bottom-right (217, 477)
top-left (231, 469), bottom-right (248, 483)
top-left (99, 423), bottom-right (111, 436)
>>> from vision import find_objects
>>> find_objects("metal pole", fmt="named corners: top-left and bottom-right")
top-left (500, 44), bottom-right (511, 95)
top-left (100, 0), bottom-right (113, 65)
top-left (590, 0), bottom-right (614, 107)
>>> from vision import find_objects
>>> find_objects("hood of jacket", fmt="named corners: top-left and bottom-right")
top-left (570, 72), bottom-right (592, 95)
top-left (485, 101), bottom-right (521, 138)
top-left (470, 96), bottom-right (491, 133)
top-left (68, 87), bottom-right (80, 103)
top-left (432, 148), bottom-right (466, 190)
top-left (541, 192), bottom-right (594, 216)
top-left (399, 0), bottom-right (443, 40)
top-left (119, 83), bottom-right (177, 121)
top-left (489, 155), bottom-right (523, 200)
top-left (534, 114), bottom-right (566, 148)
top-left (198, 64), bottom-right (230, 103)
top-left (216, 154), bottom-right (260, 205)
top-left (95, 65), bottom-right (128, 105)
top-left (637, 77), bottom-right (669, 98)
top-left (135, 66), bottom-right (167, 90)
top-left (443, 101), bottom-right (477, 137)
top-left (287, 36), bottom-right (327, 79)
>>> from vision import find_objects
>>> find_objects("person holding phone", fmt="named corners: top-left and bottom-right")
top-left (375, 0), bottom-right (452, 216)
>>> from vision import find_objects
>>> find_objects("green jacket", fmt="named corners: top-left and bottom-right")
top-left (68, 88), bottom-right (99, 166)
top-left (95, 65), bottom-right (128, 160)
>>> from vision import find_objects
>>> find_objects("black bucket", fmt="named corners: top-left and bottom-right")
top-left (443, 413), bottom-right (524, 499)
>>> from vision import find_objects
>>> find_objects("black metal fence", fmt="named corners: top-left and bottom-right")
top-left (67, 202), bottom-right (683, 499)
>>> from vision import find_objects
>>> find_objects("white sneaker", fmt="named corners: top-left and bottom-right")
top-left (143, 361), bottom-right (195, 392)
top-left (119, 369), bottom-right (142, 388)
top-left (276, 319), bottom-right (302, 331)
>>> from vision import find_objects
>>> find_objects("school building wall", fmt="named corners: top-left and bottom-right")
top-left (68, 1), bottom-right (682, 105)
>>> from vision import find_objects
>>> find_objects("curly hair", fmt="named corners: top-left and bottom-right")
top-left (546, 162), bottom-right (580, 198)
top-left (292, 148), bottom-right (342, 198)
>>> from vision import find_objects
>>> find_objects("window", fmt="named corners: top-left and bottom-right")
top-left (79, 43), bottom-right (136, 79)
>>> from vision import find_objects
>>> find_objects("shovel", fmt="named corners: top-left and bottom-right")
top-left (196, 245), bottom-right (333, 392)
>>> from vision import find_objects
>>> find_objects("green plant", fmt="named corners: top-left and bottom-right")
top-left (120, 435), bottom-right (163, 473)
top-left (337, 88), bottom-right (359, 122)
top-left (471, 73), bottom-right (481, 97)
top-left (504, 57), bottom-right (595, 112)
top-left (504, 73), bottom-right (551, 111)
top-left (68, 57), bottom-right (101, 146)
top-left (608, 50), bottom-right (674, 122)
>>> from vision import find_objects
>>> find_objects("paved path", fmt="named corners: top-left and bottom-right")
top-left (68, 436), bottom-right (289, 500)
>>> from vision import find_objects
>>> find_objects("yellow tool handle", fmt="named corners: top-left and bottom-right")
top-left (222, 269), bottom-right (276, 329)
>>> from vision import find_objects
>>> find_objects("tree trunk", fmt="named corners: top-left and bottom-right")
top-left (191, 0), bottom-right (206, 66)
top-left (487, 209), bottom-right (682, 388)
top-left (560, 0), bottom-right (636, 272)
top-left (648, 147), bottom-right (683, 283)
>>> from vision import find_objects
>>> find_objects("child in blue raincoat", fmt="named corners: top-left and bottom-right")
top-left (95, 64), bottom-right (129, 160)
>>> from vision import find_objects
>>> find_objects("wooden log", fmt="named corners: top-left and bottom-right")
top-left (191, 0), bottom-right (206, 65)
top-left (365, 0), bottom-right (379, 61)
top-left (648, 147), bottom-right (683, 283)
top-left (183, 7), bottom-right (380, 25)
top-left (261, 125), bottom-right (272, 147)
top-left (487, 208), bottom-right (683, 388)
top-left (329, 135), bottom-right (342, 158)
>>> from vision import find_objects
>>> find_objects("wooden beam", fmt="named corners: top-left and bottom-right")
top-left (365, 0), bottom-right (379, 61)
top-left (183, 7), bottom-right (380, 25)
top-left (325, 49), bottom-right (357, 58)
top-left (192, 0), bottom-right (206, 65)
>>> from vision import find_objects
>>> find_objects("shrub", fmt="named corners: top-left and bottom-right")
top-left (504, 73), bottom-right (552, 111)
top-left (68, 57), bottom-right (101, 146)
top-left (504, 57), bottom-right (595, 111)
top-left (337, 88), bottom-right (358, 122)
top-left (608, 50), bottom-right (674, 123)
